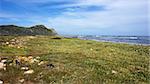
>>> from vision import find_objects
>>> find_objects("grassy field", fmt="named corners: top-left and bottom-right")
top-left (0, 36), bottom-right (149, 84)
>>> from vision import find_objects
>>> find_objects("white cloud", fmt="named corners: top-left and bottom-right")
top-left (1, 0), bottom-right (148, 35)
top-left (48, 0), bottom-right (148, 35)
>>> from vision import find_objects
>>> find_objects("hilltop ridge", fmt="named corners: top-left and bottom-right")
top-left (0, 25), bottom-right (57, 36)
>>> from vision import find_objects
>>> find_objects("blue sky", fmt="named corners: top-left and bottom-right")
top-left (0, 0), bottom-right (149, 36)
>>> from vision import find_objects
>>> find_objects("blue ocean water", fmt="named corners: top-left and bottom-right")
top-left (65, 35), bottom-right (150, 45)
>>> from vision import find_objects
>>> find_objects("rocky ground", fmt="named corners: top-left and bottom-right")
top-left (0, 55), bottom-right (54, 84)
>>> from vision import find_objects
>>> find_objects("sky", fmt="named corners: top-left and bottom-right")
top-left (0, 0), bottom-right (149, 36)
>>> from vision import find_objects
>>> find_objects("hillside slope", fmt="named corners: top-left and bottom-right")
top-left (0, 25), bottom-right (57, 35)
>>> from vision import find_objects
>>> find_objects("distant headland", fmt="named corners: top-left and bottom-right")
top-left (0, 25), bottom-right (57, 36)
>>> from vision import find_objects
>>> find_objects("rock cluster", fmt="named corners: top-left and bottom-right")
top-left (0, 58), bottom-right (7, 70)
top-left (16, 56), bottom-right (40, 64)
top-left (0, 56), bottom-right (54, 71)
top-left (1, 38), bottom-right (26, 48)
top-left (0, 56), bottom-right (55, 83)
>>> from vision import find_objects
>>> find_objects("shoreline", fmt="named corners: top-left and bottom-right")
top-left (80, 38), bottom-right (150, 46)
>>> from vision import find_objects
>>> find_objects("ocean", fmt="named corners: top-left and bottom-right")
top-left (64, 35), bottom-right (150, 45)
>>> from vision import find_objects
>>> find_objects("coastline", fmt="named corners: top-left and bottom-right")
top-left (81, 39), bottom-right (150, 46)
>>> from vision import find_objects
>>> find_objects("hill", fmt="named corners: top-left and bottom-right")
top-left (0, 25), bottom-right (57, 36)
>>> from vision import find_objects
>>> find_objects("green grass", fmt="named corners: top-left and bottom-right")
top-left (0, 36), bottom-right (149, 84)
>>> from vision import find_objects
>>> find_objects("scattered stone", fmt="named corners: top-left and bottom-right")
top-left (29, 59), bottom-right (39, 64)
top-left (24, 70), bottom-right (34, 74)
top-left (3, 63), bottom-right (6, 67)
top-left (8, 44), bottom-right (14, 47)
top-left (30, 59), bottom-right (34, 63)
top-left (33, 59), bottom-right (39, 62)
top-left (0, 63), bottom-right (4, 69)
top-left (29, 60), bottom-right (34, 64)
top-left (18, 56), bottom-right (28, 62)
top-left (17, 46), bottom-right (20, 48)
top-left (3, 67), bottom-right (6, 71)
top-left (112, 70), bottom-right (117, 74)
top-left (11, 38), bottom-right (16, 42)
top-left (4, 60), bottom-right (13, 64)
top-left (4, 64), bottom-right (6, 67)
top-left (1, 60), bottom-right (7, 63)
top-left (47, 64), bottom-right (54, 68)
top-left (6, 42), bottom-right (9, 44)
top-left (9, 63), bottom-right (13, 66)
top-left (19, 79), bottom-right (25, 83)
top-left (21, 67), bottom-right (29, 70)
top-left (15, 60), bottom-right (21, 65)
top-left (36, 56), bottom-right (40, 59)
top-left (38, 61), bottom-right (45, 65)
top-left (0, 80), bottom-right (3, 84)
top-left (28, 36), bottom-right (36, 39)
top-left (28, 56), bottom-right (33, 59)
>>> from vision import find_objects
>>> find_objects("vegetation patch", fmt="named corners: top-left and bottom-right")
top-left (0, 36), bottom-right (149, 84)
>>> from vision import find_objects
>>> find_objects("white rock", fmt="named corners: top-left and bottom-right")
top-left (3, 64), bottom-right (6, 67)
top-left (9, 63), bottom-right (13, 66)
top-left (1, 60), bottom-right (7, 63)
top-left (24, 70), bottom-right (34, 74)
top-left (6, 42), bottom-right (9, 44)
top-left (28, 36), bottom-right (36, 39)
top-left (0, 80), bottom-right (3, 84)
top-left (0, 63), bottom-right (4, 69)
top-left (21, 67), bottom-right (29, 70)
top-left (33, 59), bottom-right (39, 62)
top-left (19, 79), bottom-right (25, 83)
top-left (38, 61), bottom-right (44, 65)
top-left (3, 67), bottom-right (6, 71)
top-left (36, 57), bottom-right (40, 59)
top-left (29, 60), bottom-right (35, 63)
top-left (28, 56), bottom-right (33, 59)
top-left (112, 70), bottom-right (117, 74)
top-left (17, 46), bottom-right (20, 48)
